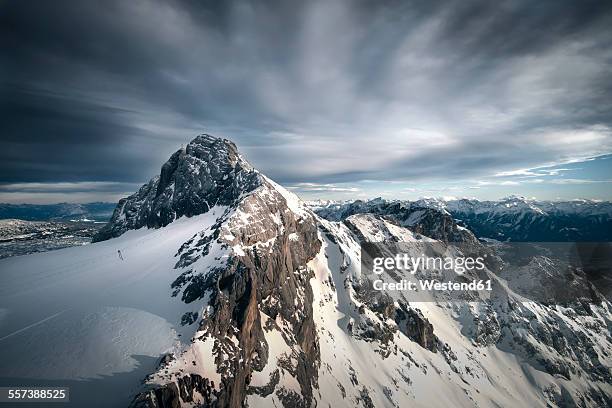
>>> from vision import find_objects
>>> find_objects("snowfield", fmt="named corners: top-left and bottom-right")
top-left (0, 209), bottom-right (227, 407)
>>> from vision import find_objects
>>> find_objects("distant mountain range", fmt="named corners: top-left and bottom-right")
top-left (0, 202), bottom-right (115, 222)
top-left (0, 219), bottom-right (102, 258)
top-left (309, 196), bottom-right (612, 242)
top-left (3, 196), bottom-right (609, 242)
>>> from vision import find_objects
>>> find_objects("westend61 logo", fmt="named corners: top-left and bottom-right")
top-left (362, 242), bottom-right (493, 301)
top-left (361, 241), bottom-right (612, 303)
top-left (371, 252), bottom-right (492, 293)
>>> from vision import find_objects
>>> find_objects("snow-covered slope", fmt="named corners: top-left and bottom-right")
top-left (1, 136), bottom-right (610, 408)
top-left (0, 209), bottom-right (228, 407)
top-left (308, 214), bottom-right (611, 407)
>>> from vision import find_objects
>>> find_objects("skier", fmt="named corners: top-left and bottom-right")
top-left (117, 250), bottom-right (124, 261)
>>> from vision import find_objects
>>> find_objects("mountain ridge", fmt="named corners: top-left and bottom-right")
top-left (0, 202), bottom-right (115, 222)
top-left (310, 197), bottom-right (612, 242)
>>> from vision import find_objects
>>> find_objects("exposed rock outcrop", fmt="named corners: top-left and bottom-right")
top-left (395, 305), bottom-right (437, 352)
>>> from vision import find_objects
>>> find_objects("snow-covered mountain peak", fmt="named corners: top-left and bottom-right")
top-left (93, 134), bottom-right (264, 242)
top-left (496, 195), bottom-right (545, 213)
top-left (500, 194), bottom-right (529, 201)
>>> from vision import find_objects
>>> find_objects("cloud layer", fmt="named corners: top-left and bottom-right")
top-left (1, 0), bottom-right (611, 201)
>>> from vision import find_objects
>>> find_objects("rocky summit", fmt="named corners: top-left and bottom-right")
top-left (93, 135), bottom-right (262, 242)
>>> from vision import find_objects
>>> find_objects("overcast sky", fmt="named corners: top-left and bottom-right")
top-left (1, 0), bottom-right (612, 203)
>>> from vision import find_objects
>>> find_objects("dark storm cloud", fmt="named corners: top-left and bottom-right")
top-left (0, 86), bottom-right (145, 182)
top-left (1, 0), bottom-right (611, 200)
top-left (436, 0), bottom-right (611, 56)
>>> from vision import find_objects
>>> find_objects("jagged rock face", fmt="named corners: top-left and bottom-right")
top-left (131, 174), bottom-right (322, 408)
top-left (193, 185), bottom-right (321, 408)
top-left (313, 199), bottom-right (480, 246)
top-left (395, 306), bottom-right (437, 352)
top-left (93, 135), bottom-right (261, 242)
top-left (392, 206), bottom-right (476, 244)
top-left (131, 374), bottom-right (215, 408)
